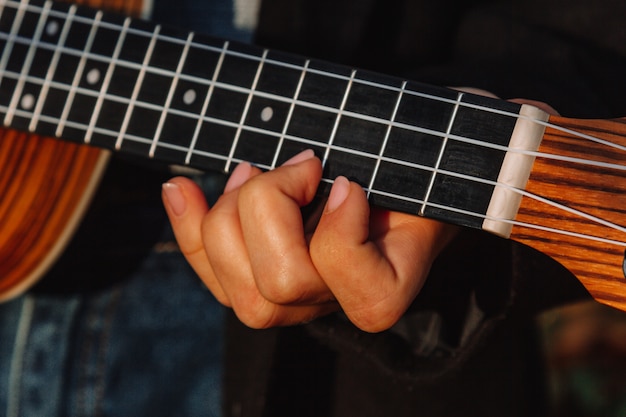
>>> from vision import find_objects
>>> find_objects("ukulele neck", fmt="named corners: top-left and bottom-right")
top-left (0, 0), bottom-right (546, 232)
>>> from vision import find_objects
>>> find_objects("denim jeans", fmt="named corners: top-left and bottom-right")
top-left (0, 1), bottom-right (254, 415)
top-left (0, 238), bottom-right (224, 417)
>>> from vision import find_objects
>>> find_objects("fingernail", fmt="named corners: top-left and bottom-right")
top-left (162, 182), bottom-right (186, 216)
top-left (326, 176), bottom-right (350, 212)
top-left (224, 162), bottom-right (252, 193)
top-left (282, 149), bottom-right (315, 166)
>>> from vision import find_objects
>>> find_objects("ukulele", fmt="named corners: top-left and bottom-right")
top-left (1, 0), bottom-right (626, 312)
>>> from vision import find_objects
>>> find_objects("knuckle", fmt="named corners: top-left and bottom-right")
top-left (232, 299), bottom-right (279, 329)
top-left (345, 297), bottom-right (405, 333)
top-left (256, 270), bottom-right (306, 305)
top-left (238, 176), bottom-right (271, 207)
top-left (228, 284), bottom-right (281, 329)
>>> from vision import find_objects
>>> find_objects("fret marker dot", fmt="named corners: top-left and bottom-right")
top-left (46, 20), bottom-right (59, 37)
top-left (21, 94), bottom-right (35, 110)
top-left (183, 89), bottom-right (196, 105)
top-left (261, 106), bottom-right (273, 122)
top-left (86, 68), bottom-right (100, 85)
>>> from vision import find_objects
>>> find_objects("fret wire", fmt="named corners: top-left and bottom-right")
top-left (8, 3), bottom-right (620, 172)
top-left (351, 174), bottom-right (612, 246)
top-left (1, 0), bottom-right (533, 129)
top-left (3, 93), bottom-right (502, 189)
top-left (29, 3), bottom-right (76, 132)
top-left (148, 31), bottom-right (194, 158)
top-left (0, 2), bottom-right (518, 119)
top-left (3, 3), bottom-right (33, 126)
top-left (3, 0), bottom-right (445, 107)
top-left (0, 26), bottom-right (530, 128)
top-left (7, 96), bottom-right (626, 243)
top-left (270, 59), bottom-right (310, 169)
top-left (4, 6), bottom-right (625, 248)
top-left (85, 16), bottom-right (131, 143)
top-left (55, 9), bottom-right (102, 138)
top-left (322, 69), bottom-right (356, 167)
top-left (3, 10), bottom-right (625, 246)
top-left (13, 65), bottom-right (613, 174)
top-left (1, 96), bottom-right (542, 194)
top-left (8, 65), bottom-right (599, 174)
top-left (6, 61), bottom-right (434, 146)
top-left (9, 92), bottom-right (501, 198)
top-left (320, 176), bottom-right (425, 204)
top-left (5, 0), bottom-right (52, 125)
top-left (3, 61), bottom-right (462, 150)
top-left (367, 80), bottom-right (406, 198)
top-left (324, 178), bottom-right (564, 240)
top-left (185, 40), bottom-right (229, 165)
top-left (225, 48), bottom-right (268, 173)
top-left (0, 29), bottom-right (531, 155)
top-left (420, 92), bottom-right (463, 215)
top-left (23, 89), bottom-right (626, 184)
top-left (2, 0), bottom-right (349, 89)
top-left (115, 24), bottom-right (161, 150)
top-left (0, 0), bottom-right (26, 84)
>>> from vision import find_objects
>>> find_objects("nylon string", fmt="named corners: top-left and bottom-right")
top-left (1, 0), bottom-right (626, 246)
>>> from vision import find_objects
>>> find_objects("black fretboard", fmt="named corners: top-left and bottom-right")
top-left (0, 0), bottom-right (525, 229)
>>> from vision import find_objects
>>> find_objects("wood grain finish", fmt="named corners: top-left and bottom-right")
top-left (0, 130), bottom-right (107, 300)
top-left (63, 0), bottom-right (144, 16)
top-left (0, 0), bottom-right (142, 301)
top-left (511, 116), bottom-right (626, 311)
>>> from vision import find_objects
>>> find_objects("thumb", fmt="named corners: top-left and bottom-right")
top-left (315, 176), bottom-right (371, 245)
top-left (310, 177), bottom-right (406, 331)
top-left (162, 176), bottom-right (209, 250)
top-left (162, 176), bottom-right (232, 303)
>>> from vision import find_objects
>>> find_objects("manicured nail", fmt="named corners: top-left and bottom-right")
top-left (326, 176), bottom-right (350, 212)
top-left (282, 149), bottom-right (315, 166)
top-left (162, 182), bottom-right (186, 216)
top-left (224, 162), bottom-right (252, 193)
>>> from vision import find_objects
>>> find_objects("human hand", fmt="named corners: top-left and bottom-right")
top-left (162, 150), bottom-right (457, 332)
top-left (162, 92), bottom-right (555, 333)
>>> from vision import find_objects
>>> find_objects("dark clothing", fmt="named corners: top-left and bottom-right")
top-left (222, 1), bottom-right (626, 416)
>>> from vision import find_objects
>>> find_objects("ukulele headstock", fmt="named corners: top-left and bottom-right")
top-left (510, 116), bottom-right (626, 312)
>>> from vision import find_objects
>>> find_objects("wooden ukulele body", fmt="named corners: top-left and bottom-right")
top-left (0, 0), bottom-right (142, 301)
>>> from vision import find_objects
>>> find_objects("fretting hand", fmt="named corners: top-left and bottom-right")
top-left (162, 92), bottom-right (556, 332)
top-left (162, 149), bottom-right (456, 332)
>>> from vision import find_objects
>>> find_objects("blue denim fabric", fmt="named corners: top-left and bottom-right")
top-left (0, 244), bottom-right (224, 417)
top-left (0, 1), bottom-right (254, 416)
